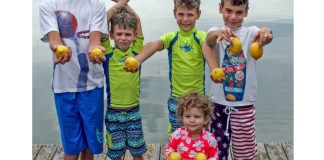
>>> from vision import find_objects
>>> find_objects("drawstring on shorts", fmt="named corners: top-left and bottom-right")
top-left (223, 106), bottom-right (238, 136)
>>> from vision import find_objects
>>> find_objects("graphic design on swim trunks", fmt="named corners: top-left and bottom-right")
top-left (222, 45), bottom-right (246, 101)
top-left (96, 127), bottom-right (103, 143)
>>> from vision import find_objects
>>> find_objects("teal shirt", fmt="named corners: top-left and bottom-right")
top-left (160, 27), bottom-right (206, 97)
top-left (102, 36), bottom-right (144, 108)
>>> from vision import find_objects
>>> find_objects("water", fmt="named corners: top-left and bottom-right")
top-left (32, 0), bottom-right (293, 144)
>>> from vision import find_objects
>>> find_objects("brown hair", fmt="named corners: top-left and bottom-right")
top-left (111, 7), bottom-right (137, 33)
top-left (221, 0), bottom-right (249, 9)
top-left (173, 0), bottom-right (201, 11)
top-left (176, 91), bottom-right (214, 126)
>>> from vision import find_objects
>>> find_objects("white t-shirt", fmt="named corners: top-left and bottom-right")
top-left (39, 0), bottom-right (108, 93)
top-left (208, 26), bottom-right (259, 106)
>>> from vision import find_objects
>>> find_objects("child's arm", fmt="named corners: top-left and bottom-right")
top-left (106, 0), bottom-right (129, 22)
top-left (202, 41), bottom-right (225, 84)
top-left (136, 40), bottom-right (163, 64)
top-left (125, 40), bottom-right (163, 72)
top-left (88, 31), bottom-right (106, 64)
top-left (48, 31), bottom-right (72, 64)
top-left (125, 4), bottom-right (143, 37)
top-left (202, 41), bottom-right (218, 70)
top-left (206, 28), bottom-right (235, 47)
top-left (252, 27), bottom-right (273, 46)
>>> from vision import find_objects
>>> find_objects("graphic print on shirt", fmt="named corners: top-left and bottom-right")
top-left (222, 45), bottom-right (246, 101)
top-left (180, 42), bottom-right (193, 52)
top-left (56, 11), bottom-right (103, 90)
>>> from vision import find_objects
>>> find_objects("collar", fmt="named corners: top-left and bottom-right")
top-left (178, 27), bottom-right (197, 37)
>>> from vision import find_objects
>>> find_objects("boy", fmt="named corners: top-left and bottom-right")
top-left (206, 0), bottom-right (273, 159)
top-left (125, 0), bottom-right (217, 136)
top-left (101, 1), bottom-right (147, 159)
top-left (39, 0), bottom-right (108, 159)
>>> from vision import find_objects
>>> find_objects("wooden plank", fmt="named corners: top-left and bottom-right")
top-left (281, 142), bottom-right (293, 160)
top-left (31, 142), bottom-right (294, 160)
top-left (265, 142), bottom-right (287, 160)
top-left (32, 144), bottom-right (43, 160)
top-left (256, 142), bottom-right (270, 160)
top-left (122, 144), bottom-right (160, 160)
top-left (93, 144), bottom-right (107, 160)
top-left (35, 144), bottom-right (58, 160)
top-left (228, 145), bottom-right (233, 160)
top-left (159, 144), bottom-right (167, 160)
top-left (122, 150), bottom-right (132, 160)
top-left (52, 145), bottom-right (64, 160)
top-left (143, 144), bottom-right (161, 160)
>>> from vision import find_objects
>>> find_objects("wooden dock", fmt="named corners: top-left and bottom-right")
top-left (32, 142), bottom-right (293, 160)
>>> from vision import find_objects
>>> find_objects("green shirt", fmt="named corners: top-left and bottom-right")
top-left (102, 36), bottom-right (144, 108)
top-left (160, 27), bottom-right (206, 97)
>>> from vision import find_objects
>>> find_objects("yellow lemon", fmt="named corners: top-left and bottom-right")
top-left (55, 45), bottom-right (69, 57)
top-left (229, 37), bottom-right (242, 54)
top-left (90, 48), bottom-right (104, 57)
top-left (125, 57), bottom-right (139, 69)
top-left (250, 42), bottom-right (263, 60)
top-left (195, 152), bottom-right (207, 160)
top-left (169, 152), bottom-right (181, 160)
top-left (211, 68), bottom-right (225, 79)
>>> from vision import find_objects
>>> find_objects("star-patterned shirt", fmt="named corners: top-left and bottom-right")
top-left (166, 127), bottom-right (219, 160)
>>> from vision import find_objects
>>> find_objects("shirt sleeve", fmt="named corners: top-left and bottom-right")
top-left (196, 30), bottom-right (207, 44)
top-left (206, 133), bottom-right (219, 160)
top-left (132, 35), bottom-right (144, 53)
top-left (165, 130), bottom-right (179, 159)
top-left (101, 36), bottom-right (112, 54)
top-left (39, 0), bottom-right (59, 42)
top-left (159, 32), bottom-right (176, 50)
top-left (90, 0), bottom-right (108, 36)
top-left (207, 26), bottom-right (220, 33)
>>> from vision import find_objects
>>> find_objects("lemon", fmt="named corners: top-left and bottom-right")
top-left (195, 152), bottom-right (207, 160)
top-left (91, 48), bottom-right (104, 57)
top-left (125, 57), bottom-right (139, 69)
top-left (169, 152), bottom-right (181, 160)
top-left (211, 68), bottom-right (225, 79)
top-left (229, 37), bottom-right (242, 54)
top-left (250, 42), bottom-right (263, 60)
top-left (55, 45), bottom-right (69, 57)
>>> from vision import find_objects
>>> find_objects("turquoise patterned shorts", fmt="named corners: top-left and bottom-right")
top-left (105, 106), bottom-right (147, 159)
top-left (167, 96), bottom-right (182, 136)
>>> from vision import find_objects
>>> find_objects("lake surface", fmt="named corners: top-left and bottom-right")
top-left (33, 0), bottom-right (293, 144)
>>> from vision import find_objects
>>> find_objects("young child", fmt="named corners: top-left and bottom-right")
top-left (206, 0), bottom-right (273, 159)
top-left (165, 91), bottom-right (219, 160)
top-left (39, 0), bottom-right (108, 159)
top-left (125, 0), bottom-right (217, 136)
top-left (101, 1), bottom-right (147, 160)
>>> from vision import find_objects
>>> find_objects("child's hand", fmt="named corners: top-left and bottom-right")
top-left (214, 28), bottom-right (238, 44)
top-left (210, 75), bottom-right (226, 84)
top-left (253, 27), bottom-right (273, 46)
top-left (53, 45), bottom-right (72, 65)
top-left (210, 68), bottom-right (226, 84)
top-left (88, 46), bottom-right (106, 64)
top-left (124, 56), bottom-right (140, 73)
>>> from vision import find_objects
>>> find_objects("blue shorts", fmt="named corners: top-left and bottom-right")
top-left (54, 87), bottom-right (104, 155)
top-left (105, 106), bottom-right (147, 159)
